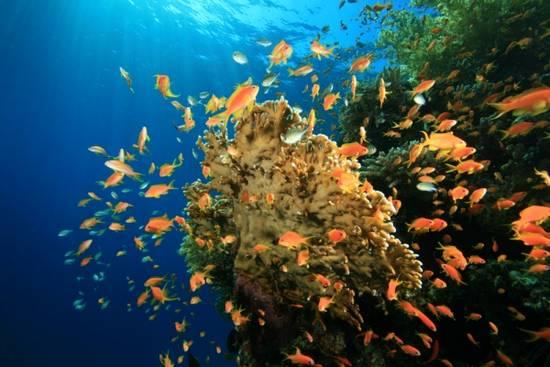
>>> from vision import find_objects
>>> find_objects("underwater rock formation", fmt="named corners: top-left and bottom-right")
top-left (183, 98), bottom-right (423, 364)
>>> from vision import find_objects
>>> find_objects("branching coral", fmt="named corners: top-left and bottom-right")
top-left (182, 98), bottom-right (423, 362)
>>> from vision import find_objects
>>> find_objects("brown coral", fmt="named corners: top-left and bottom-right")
top-left (184, 98), bottom-right (422, 331)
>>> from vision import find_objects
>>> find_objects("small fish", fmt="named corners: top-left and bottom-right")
top-left (232, 51), bottom-right (248, 64)
top-left (88, 145), bottom-right (108, 156)
top-left (154, 74), bottom-right (179, 98)
top-left (416, 182), bottom-right (437, 192)
top-left (411, 80), bottom-right (436, 97)
top-left (280, 126), bottom-right (307, 145)
top-left (413, 94), bottom-right (426, 105)
top-left (262, 73), bottom-right (278, 88)
top-left (58, 229), bottom-right (73, 237)
top-left (256, 38), bottom-right (272, 47)
top-left (349, 54), bottom-right (373, 73)
top-left (187, 95), bottom-right (198, 106)
top-left (119, 67), bottom-right (134, 93)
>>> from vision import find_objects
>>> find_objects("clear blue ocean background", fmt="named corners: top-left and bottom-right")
top-left (1, 1), bottom-right (404, 365)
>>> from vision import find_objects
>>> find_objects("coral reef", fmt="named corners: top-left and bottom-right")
top-left (182, 98), bottom-right (423, 365)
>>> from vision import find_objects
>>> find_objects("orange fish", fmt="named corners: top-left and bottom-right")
top-left (407, 217), bottom-right (433, 232)
top-left (441, 263), bottom-right (465, 285)
top-left (448, 146), bottom-right (476, 161)
top-left (288, 64), bottom-right (314, 77)
top-left (198, 193), bottom-right (212, 210)
top-left (150, 286), bottom-right (178, 303)
top-left (103, 171), bottom-right (125, 188)
top-left (468, 188), bottom-right (487, 206)
top-left (534, 168), bottom-right (550, 186)
top-left (105, 160), bottom-right (142, 179)
top-left (279, 231), bottom-right (308, 249)
top-left (318, 296), bottom-right (333, 312)
top-left (496, 350), bottom-right (514, 366)
top-left (310, 40), bottom-right (334, 59)
top-left (296, 249), bottom-right (309, 266)
top-left (144, 215), bottom-right (173, 235)
top-left (520, 327), bottom-right (550, 342)
top-left (327, 229), bottom-right (347, 244)
top-left (501, 121), bottom-right (535, 139)
top-left (205, 95), bottom-right (226, 114)
top-left (435, 305), bottom-right (455, 319)
top-left (133, 126), bottom-right (149, 154)
top-left (421, 132), bottom-right (467, 152)
top-left (312, 273), bottom-right (331, 288)
top-left (144, 181), bottom-right (175, 198)
top-left (220, 82), bottom-right (259, 122)
top-left (527, 264), bottom-right (550, 273)
top-left (108, 222), bottom-right (125, 231)
top-left (76, 239), bottom-right (93, 256)
top-left (447, 159), bottom-right (484, 175)
top-left (349, 54), bottom-right (373, 73)
top-left (489, 87), bottom-right (550, 118)
top-left (190, 271), bottom-right (206, 292)
top-left (159, 352), bottom-right (174, 367)
top-left (379, 77), bottom-right (388, 107)
top-left (351, 75), bottom-right (358, 101)
top-left (253, 244), bottom-right (270, 253)
top-left (285, 347), bottom-right (315, 365)
top-left (449, 186), bottom-right (469, 202)
top-left (154, 75), bottom-right (179, 98)
top-left (437, 119), bottom-right (457, 132)
top-left (323, 92), bottom-right (340, 110)
top-left (465, 312), bottom-right (483, 321)
top-left (113, 201), bottom-right (132, 214)
top-left (269, 40), bottom-right (293, 67)
top-left (386, 278), bottom-right (402, 301)
top-left (401, 344), bottom-right (421, 357)
top-left (432, 278), bottom-right (447, 289)
top-left (311, 84), bottom-right (320, 100)
top-left (144, 276), bottom-right (164, 287)
top-left (80, 217), bottom-right (101, 229)
top-left (134, 236), bottom-right (146, 250)
top-left (136, 291), bottom-right (149, 307)
top-left (338, 142), bottom-right (368, 157)
top-left (412, 79), bottom-right (436, 97)
top-left (159, 155), bottom-right (183, 177)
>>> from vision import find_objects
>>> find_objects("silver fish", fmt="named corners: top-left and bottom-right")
top-left (256, 38), bottom-right (272, 47)
top-left (199, 91), bottom-right (210, 99)
top-left (58, 229), bottom-right (73, 237)
top-left (414, 94), bottom-right (426, 106)
top-left (416, 182), bottom-right (437, 192)
top-left (232, 51), bottom-right (248, 64)
top-left (187, 95), bottom-right (198, 106)
top-left (281, 127), bottom-right (308, 145)
top-left (262, 73), bottom-right (278, 87)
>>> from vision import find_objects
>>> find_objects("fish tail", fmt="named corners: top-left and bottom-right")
top-left (445, 163), bottom-right (457, 173)
top-left (287, 68), bottom-right (294, 76)
top-left (518, 328), bottom-right (540, 342)
top-left (165, 90), bottom-right (180, 98)
top-left (488, 103), bottom-right (509, 119)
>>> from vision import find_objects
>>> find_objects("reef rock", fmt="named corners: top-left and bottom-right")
top-left (184, 98), bottom-right (423, 332)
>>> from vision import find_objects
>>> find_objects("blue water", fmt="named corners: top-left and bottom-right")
top-left (1, 1), bottom-right (404, 365)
